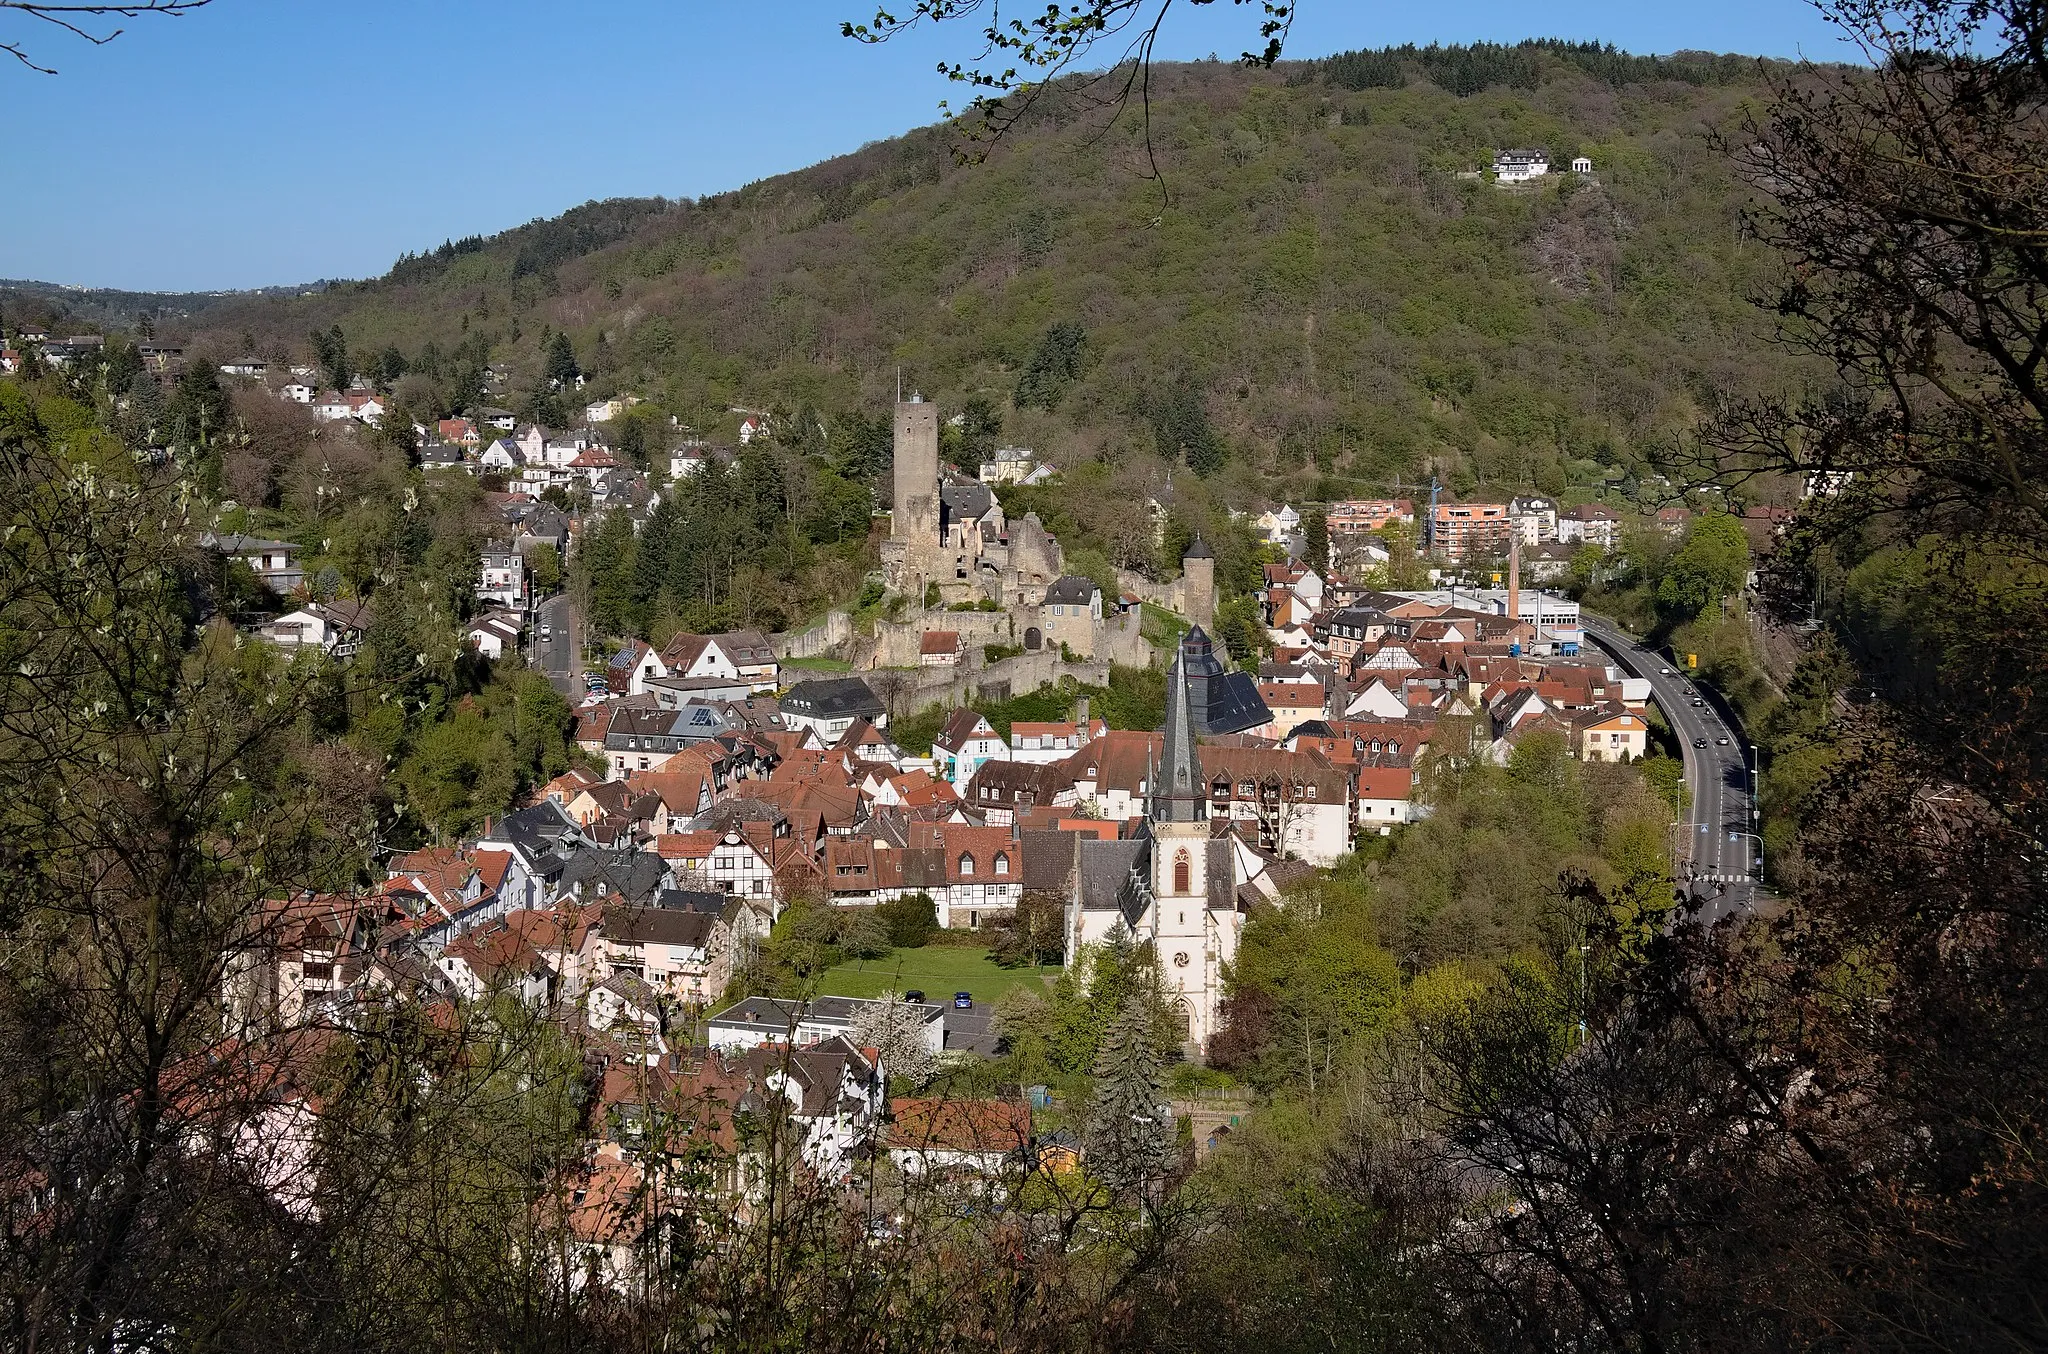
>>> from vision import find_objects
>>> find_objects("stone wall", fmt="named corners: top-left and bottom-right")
top-left (869, 608), bottom-right (1022, 669)
top-left (873, 652), bottom-right (1114, 719)
top-left (1118, 568), bottom-right (1185, 613)
top-left (775, 609), bottom-right (853, 660)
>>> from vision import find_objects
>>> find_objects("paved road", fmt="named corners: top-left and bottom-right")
top-left (532, 593), bottom-right (581, 697)
top-left (1581, 619), bottom-right (1760, 923)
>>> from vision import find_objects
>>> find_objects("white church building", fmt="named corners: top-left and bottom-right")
top-left (1065, 649), bottom-right (1286, 1056)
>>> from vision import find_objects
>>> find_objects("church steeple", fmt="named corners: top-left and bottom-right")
top-left (1153, 638), bottom-right (1207, 824)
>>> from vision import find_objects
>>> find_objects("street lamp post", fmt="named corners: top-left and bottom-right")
top-left (1726, 829), bottom-right (1764, 882)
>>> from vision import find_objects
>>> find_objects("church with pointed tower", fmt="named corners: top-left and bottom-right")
top-left (1065, 640), bottom-right (1263, 1056)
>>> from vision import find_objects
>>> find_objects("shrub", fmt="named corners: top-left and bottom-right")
top-left (875, 893), bottom-right (939, 948)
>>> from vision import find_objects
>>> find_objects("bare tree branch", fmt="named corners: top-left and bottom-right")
top-left (0, 0), bottom-right (209, 75)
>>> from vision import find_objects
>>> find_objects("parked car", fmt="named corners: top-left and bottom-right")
top-left (953, 991), bottom-right (974, 1010)
top-left (539, 624), bottom-right (551, 640)
top-left (904, 989), bottom-right (925, 1004)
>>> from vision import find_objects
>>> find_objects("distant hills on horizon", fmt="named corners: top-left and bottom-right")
top-left (8, 39), bottom-right (1810, 310)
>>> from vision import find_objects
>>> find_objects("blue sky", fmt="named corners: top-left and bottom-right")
top-left (0, 0), bottom-right (1852, 291)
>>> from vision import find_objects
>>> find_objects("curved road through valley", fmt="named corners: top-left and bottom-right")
top-left (1581, 618), bottom-right (1761, 924)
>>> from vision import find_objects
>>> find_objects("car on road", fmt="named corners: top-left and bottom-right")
top-left (1691, 697), bottom-right (1705, 707)
top-left (1693, 737), bottom-right (1708, 748)
top-left (1716, 737), bottom-right (1730, 746)
top-left (539, 624), bottom-right (551, 640)
top-left (1659, 666), bottom-right (1673, 675)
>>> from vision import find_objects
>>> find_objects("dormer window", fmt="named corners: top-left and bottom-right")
top-left (994, 852), bottom-right (1010, 875)
top-left (958, 853), bottom-right (975, 877)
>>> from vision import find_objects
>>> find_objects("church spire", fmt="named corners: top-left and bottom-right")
top-left (1154, 638), bottom-right (1206, 824)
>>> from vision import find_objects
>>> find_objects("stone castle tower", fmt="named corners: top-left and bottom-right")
top-left (883, 395), bottom-right (941, 593)
top-left (1182, 535), bottom-right (1215, 632)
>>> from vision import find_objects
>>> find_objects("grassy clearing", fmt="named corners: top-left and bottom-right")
top-left (818, 945), bottom-right (1061, 1004)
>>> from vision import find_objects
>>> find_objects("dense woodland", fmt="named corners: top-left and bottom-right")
top-left (1, 14), bottom-right (2045, 1353)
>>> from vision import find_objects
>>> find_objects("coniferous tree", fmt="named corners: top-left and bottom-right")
top-left (1302, 506), bottom-right (1329, 573)
top-left (312, 324), bottom-right (349, 390)
top-left (1084, 979), bottom-right (1172, 1195)
top-left (543, 331), bottom-right (579, 388)
top-left (1014, 320), bottom-right (1088, 410)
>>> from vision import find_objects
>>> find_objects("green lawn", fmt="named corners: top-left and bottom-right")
top-left (818, 945), bottom-right (1061, 1004)
top-left (1141, 602), bottom-right (1190, 649)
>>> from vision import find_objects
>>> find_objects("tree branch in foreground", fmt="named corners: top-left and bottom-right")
top-left (0, 0), bottom-right (209, 75)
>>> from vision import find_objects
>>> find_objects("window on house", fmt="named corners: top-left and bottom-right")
top-left (994, 852), bottom-right (1010, 875)
top-left (958, 853), bottom-right (975, 877)
top-left (1173, 849), bottom-right (1191, 895)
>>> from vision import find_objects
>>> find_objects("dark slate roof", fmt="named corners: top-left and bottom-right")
top-left (781, 677), bottom-right (884, 720)
top-left (1201, 836), bottom-right (1237, 913)
top-left (1183, 534), bottom-right (1214, 560)
top-left (487, 801), bottom-right (581, 852)
top-left (654, 888), bottom-right (730, 914)
top-left (1020, 830), bottom-right (1079, 892)
top-left (940, 482), bottom-right (995, 521)
top-left (1044, 575), bottom-right (1098, 605)
top-left (1076, 838), bottom-right (1146, 912)
top-left (708, 994), bottom-right (943, 1032)
top-left (1155, 644), bottom-right (1206, 824)
top-left (558, 849), bottom-right (668, 905)
top-left (1180, 628), bottom-right (1269, 737)
top-left (605, 907), bottom-right (716, 948)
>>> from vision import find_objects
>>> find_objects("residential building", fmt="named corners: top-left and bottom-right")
top-left (477, 543), bottom-right (527, 609)
top-left (1430, 502), bottom-right (1512, 561)
top-left (1041, 575), bottom-right (1102, 656)
top-left (202, 532), bottom-right (304, 592)
top-left (882, 1097), bottom-right (1032, 1178)
top-left (931, 710), bottom-right (1009, 789)
top-left (1326, 499), bottom-right (1414, 536)
top-left (977, 446), bottom-right (1045, 485)
top-left (1008, 717), bottom-right (1105, 766)
top-left (918, 630), bottom-right (964, 667)
top-left (258, 599), bottom-right (370, 657)
top-left (1494, 148), bottom-right (1551, 182)
top-left (706, 994), bottom-right (946, 1056)
top-left (781, 677), bottom-right (887, 743)
top-left (1574, 708), bottom-right (1649, 762)
top-left (1557, 503), bottom-right (1620, 548)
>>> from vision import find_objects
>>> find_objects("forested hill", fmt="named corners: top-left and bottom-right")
top-left (182, 40), bottom-right (1815, 504)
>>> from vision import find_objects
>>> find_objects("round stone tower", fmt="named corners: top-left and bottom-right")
top-left (1182, 535), bottom-right (1215, 632)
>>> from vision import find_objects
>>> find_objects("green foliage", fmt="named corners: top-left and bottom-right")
top-left (875, 893), bottom-right (939, 949)
top-left (1085, 983), bottom-right (1175, 1193)
top-left (1302, 505), bottom-right (1329, 573)
top-left (996, 932), bottom-right (1162, 1084)
top-left (1213, 876), bottom-right (1402, 1092)
top-left (1014, 320), bottom-right (1089, 411)
top-left (390, 664), bottom-right (575, 841)
top-left (542, 330), bottom-right (579, 386)
top-left (1144, 369), bottom-right (1227, 477)
top-left (311, 324), bottom-right (349, 390)
top-left (527, 541), bottom-right (562, 594)
top-left (1654, 513), bottom-right (1751, 624)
